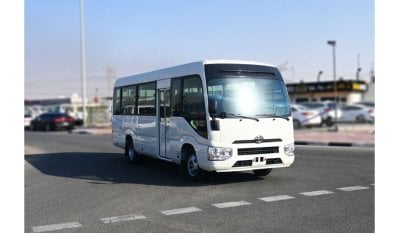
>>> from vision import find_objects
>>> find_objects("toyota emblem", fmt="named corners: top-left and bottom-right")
top-left (255, 135), bottom-right (264, 144)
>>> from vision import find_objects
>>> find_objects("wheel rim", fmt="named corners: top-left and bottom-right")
top-left (187, 154), bottom-right (198, 177)
top-left (128, 143), bottom-right (135, 161)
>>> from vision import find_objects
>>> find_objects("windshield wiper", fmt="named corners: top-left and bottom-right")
top-left (213, 112), bottom-right (259, 122)
top-left (256, 114), bottom-right (290, 121)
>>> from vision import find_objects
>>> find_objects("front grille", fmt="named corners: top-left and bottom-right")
top-left (232, 138), bottom-right (282, 144)
top-left (232, 160), bottom-right (253, 167)
top-left (266, 158), bottom-right (283, 165)
top-left (238, 147), bottom-right (279, 155)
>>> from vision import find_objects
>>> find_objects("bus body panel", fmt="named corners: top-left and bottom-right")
top-left (112, 115), bottom-right (125, 147)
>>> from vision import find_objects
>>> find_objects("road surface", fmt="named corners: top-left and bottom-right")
top-left (25, 131), bottom-right (374, 232)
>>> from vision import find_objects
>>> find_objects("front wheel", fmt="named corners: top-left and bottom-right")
top-left (183, 152), bottom-right (204, 180)
top-left (253, 169), bottom-right (272, 177)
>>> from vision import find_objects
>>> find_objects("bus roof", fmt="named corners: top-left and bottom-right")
top-left (114, 59), bottom-right (276, 88)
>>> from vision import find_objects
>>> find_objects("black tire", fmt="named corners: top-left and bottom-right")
top-left (325, 117), bottom-right (334, 127)
top-left (293, 119), bottom-right (301, 129)
top-left (182, 149), bottom-right (204, 181)
top-left (253, 169), bottom-right (272, 177)
top-left (356, 115), bottom-right (366, 123)
top-left (125, 138), bottom-right (141, 163)
top-left (45, 123), bottom-right (51, 131)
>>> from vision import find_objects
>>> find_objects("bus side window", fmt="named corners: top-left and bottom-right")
top-left (171, 78), bottom-right (182, 116)
top-left (137, 82), bottom-right (156, 116)
top-left (113, 87), bottom-right (122, 115)
top-left (182, 75), bottom-right (207, 138)
top-left (121, 85), bottom-right (137, 115)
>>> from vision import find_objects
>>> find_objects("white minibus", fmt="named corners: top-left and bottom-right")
top-left (112, 60), bottom-right (295, 179)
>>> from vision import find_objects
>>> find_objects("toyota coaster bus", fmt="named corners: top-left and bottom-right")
top-left (112, 60), bottom-right (295, 179)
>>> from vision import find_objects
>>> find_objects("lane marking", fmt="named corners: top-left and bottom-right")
top-left (212, 201), bottom-right (251, 208)
top-left (337, 186), bottom-right (369, 191)
top-left (259, 195), bottom-right (296, 202)
top-left (100, 214), bottom-right (146, 224)
top-left (371, 183), bottom-right (375, 186)
top-left (32, 222), bottom-right (82, 232)
top-left (300, 190), bottom-right (334, 196)
top-left (160, 207), bottom-right (202, 215)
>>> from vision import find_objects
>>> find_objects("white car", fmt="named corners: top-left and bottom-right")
top-left (291, 104), bottom-right (322, 129)
top-left (340, 104), bottom-right (374, 123)
top-left (300, 101), bottom-right (342, 127)
top-left (355, 102), bottom-right (375, 121)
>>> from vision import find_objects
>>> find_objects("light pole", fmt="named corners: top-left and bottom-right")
top-left (356, 68), bottom-right (362, 80)
top-left (79, 0), bottom-right (87, 127)
top-left (327, 40), bottom-right (338, 131)
top-left (356, 54), bottom-right (362, 80)
top-left (317, 70), bottom-right (323, 82)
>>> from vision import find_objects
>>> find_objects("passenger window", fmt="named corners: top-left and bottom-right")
top-left (182, 76), bottom-right (207, 138)
top-left (121, 85), bottom-right (137, 115)
top-left (113, 88), bottom-right (121, 115)
top-left (171, 78), bottom-right (182, 116)
top-left (138, 82), bottom-right (156, 116)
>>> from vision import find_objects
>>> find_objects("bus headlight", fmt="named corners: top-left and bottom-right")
top-left (208, 147), bottom-right (233, 161)
top-left (284, 143), bottom-right (295, 156)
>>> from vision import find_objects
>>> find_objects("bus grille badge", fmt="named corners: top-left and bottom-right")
top-left (255, 135), bottom-right (264, 144)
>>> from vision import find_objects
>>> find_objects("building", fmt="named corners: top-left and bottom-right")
top-left (286, 79), bottom-right (371, 105)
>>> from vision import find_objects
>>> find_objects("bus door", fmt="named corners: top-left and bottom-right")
top-left (158, 88), bottom-right (170, 158)
top-left (157, 79), bottom-right (171, 158)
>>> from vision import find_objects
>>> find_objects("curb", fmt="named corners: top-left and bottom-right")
top-left (295, 141), bottom-right (374, 148)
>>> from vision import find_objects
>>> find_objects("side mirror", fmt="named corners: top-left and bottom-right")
top-left (208, 99), bottom-right (218, 115)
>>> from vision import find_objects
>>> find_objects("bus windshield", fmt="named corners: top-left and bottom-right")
top-left (207, 72), bottom-right (291, 118)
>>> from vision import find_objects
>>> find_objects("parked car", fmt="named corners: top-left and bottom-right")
top-left (340, 104), bottom-right (374, 123)
top-left (24, 114), bottom-right (33, 129)
top-left (300, 101), bottom-right (343, 127)
top-left (355, 101), bottom-right (375, 121)
top-left (291, 104), bottom-right (322, 129)
top-left (30, 113), bottom-right (75, 131)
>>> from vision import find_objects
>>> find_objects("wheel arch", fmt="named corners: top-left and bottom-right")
top-left (181, 143), bottom-right (195, 163)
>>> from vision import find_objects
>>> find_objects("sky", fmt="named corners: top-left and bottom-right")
top-left (24, 0), bottom-right (374, 99)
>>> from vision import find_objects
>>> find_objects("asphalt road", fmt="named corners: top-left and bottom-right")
top-left (25, 131), bottom-right (374, 232)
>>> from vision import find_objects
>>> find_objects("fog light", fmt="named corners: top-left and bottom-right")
top-left (284, 143), bottom-right (295, 156)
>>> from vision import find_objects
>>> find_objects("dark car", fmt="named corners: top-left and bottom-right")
top-left (30, 113), bottom-right (75, 131)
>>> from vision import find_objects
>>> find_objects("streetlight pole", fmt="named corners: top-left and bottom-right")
top-left (327, 40), bottom-right (338, 131)
top-left (317, 70), bottom-right (323, 82)
top-left (79, 0), bottom-right (87, 127)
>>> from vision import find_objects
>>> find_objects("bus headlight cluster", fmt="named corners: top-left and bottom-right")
top-left (284, 143), bottom-right (295, 156)
top-left (208, 147), bottom-right (233, 161)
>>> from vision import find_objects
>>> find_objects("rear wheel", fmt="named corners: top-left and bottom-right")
top-left (356, 114), bottom-right (366, 123)
top-left (253, 169), bottom-right (272, 177)
top-left (293, 119), bottom-right (301, 129)
top-left (125, 138), bottom-right (141, 163)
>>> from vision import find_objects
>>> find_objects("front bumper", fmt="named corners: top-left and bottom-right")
top-left (198, 143), bottom-right (295, 172)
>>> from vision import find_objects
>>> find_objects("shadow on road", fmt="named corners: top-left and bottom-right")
top-left (25, 152), bottom-right (264, 186)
